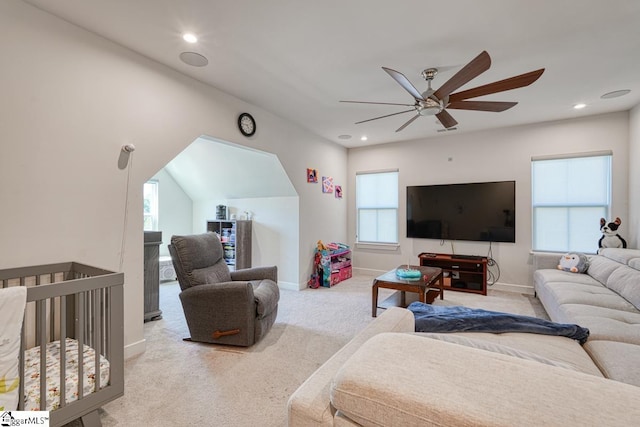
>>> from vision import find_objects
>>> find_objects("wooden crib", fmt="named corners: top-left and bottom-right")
top-left (0, 262), bottom-right (124, 427)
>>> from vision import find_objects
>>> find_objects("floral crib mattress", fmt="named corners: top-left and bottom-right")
top-left (23, 338), bottom-right (110, 411)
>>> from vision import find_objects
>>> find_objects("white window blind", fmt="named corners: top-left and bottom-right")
top-left (356, 170), bottom-right (398, 244)
top-left (531, 153), bottom-right (611, 253)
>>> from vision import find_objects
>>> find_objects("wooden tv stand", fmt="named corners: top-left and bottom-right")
top-left (418, 252), bottom-right (488, 295)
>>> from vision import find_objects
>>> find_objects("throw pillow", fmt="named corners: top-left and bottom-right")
top-left (557, 252), bottom-right (588, 273)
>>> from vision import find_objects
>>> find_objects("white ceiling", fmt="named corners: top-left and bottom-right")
top-left (24, 0), bottom-right (640, 148)
top-left (165, 137), bottom-right (297, 201)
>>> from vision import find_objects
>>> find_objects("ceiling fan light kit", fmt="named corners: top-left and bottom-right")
top-left (341, 50), bottom-right (544, 132)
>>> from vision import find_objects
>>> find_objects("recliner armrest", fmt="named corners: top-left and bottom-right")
top-left (253, 280), bottom-right (280, 317)
top-left (231, 266), bottom-right (278, 283)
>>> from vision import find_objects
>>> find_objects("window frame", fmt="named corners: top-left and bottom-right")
top-left (531, 151), bottom-right (612, 253)
top-left (143, 180), bottom-right (159, 231)
top-left (355, 169), bottom-right (399, 245)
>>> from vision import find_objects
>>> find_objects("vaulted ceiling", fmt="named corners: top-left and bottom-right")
top-left (165, 137), bottom-right (297, 201)
top-left (24, 0), bottom-right (640, 148)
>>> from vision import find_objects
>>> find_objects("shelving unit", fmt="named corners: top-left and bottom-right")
top-left (418, 252), bottom-right (487, 295)
top-left (314, 245), bottom-right (352, 287)
top-left (143, 231), bottom-right (163, 321)
top-left (206, 220), bottom-right (252, 270)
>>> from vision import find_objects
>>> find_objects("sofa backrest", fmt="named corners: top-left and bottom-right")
top-left (587, 256), bottom-right (625, 286)
top-left (600, 247), bottom-right (640, 263)
top-left (606, 266), bottom-right (640, 310)
top-left (594, 248), bottom-right (640, 310)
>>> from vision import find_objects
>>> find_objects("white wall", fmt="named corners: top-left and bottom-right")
top-left (348, 112), bottom-right (630, 291)
top-left (629, 104), bottom-right (640, 249)
top-left (193, 197), bottom-right (299, 289)
top-left (0, 1), bottom-right (347, 356)
top-left (151, 168), bottom-right (193, 257)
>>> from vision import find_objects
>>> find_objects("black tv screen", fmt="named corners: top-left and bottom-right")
top-left (407, 181), bottom-right (516, 243)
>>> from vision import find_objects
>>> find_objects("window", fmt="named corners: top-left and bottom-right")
top-left (532, 152), bottom-right (611, 253)
top-left (143, 180), bottom-right (159, 231)
top-left (356, 170), bottom-right (398, 244)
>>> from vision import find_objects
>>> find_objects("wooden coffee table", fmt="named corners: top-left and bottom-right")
top-left (372, 265), bottom-right (443, 317)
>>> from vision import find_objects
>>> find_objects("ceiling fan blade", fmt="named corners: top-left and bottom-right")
top-left (433, 51), bottom-right (491, 101)
top-left (448, 69), bottom-right (545, 102)
top-left (382, 67), bottom-right (425, 100)
top-left (395, 114), bottom-right (420, 132)
top-left (340, 100), bottom-right (415, 107)
top-left (354, 109), bottom-right (415, 125)
top-left (436, 110), bottom-right (458, 129)
top-left (447, 100), bottom-right (517, 112)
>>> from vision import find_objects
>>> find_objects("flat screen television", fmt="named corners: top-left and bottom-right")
top-left (407, 181), bottom-right (516, 243)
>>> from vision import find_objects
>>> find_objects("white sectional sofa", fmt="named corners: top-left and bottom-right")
top-left (533, 247), bottom-right (640, 388)
top-left (288, 249), bottom-right (640, 426)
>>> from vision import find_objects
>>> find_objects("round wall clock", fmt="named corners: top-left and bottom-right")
top-left (238, 113), bottom-right (256, 137)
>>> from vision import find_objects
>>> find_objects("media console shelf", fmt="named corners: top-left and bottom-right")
top-left (418, 252), bottom-right (488, 295)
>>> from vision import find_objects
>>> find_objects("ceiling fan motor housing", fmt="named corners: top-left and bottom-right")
top-left (417, 98), bottom-right (443, 115)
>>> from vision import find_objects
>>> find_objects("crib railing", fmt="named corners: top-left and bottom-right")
top-left (0, 262), bottom-right (124, 427)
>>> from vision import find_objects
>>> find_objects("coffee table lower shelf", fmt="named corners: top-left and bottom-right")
top-left (372, 265), bottom-right (443, 317)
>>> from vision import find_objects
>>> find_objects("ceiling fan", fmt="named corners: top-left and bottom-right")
top-left (341, 51), bottom-right (544, 131)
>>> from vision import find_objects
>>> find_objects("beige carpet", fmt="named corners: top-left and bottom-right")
top-left (74, 272), bottom-right (547, 427)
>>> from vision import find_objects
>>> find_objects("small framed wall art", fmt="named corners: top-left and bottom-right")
top-left (322, 176), bottom-right (334, 193)
top-left (335, 185), bottom-right (343, 198)
top-left (307, 168), bottom-right (318, 183)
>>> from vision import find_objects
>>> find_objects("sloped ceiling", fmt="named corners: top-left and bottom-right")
top-left (164, 137), bottom-right (297, 201)
top-left (23, 0), bottom-right (640, 148)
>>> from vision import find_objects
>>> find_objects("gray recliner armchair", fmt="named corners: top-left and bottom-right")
top-left (168, 232), bottom-right (280, 346)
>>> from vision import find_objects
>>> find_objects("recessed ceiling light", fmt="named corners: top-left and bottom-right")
top-left (182, 33), bottom-right (198, 43)
top-left (573, 103), bottom-right (587, 110)
top-left (179, 52), bottom-right (208, 67)
top-left (360, 136), bottom-right (368, 141)
top-left (338, 134), bottom-right (352, 140)
top-left (601, 90), bottom-right (631, 99)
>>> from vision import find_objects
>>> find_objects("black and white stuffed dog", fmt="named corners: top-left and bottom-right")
top-left (598, 217), bottom-right (627, 252)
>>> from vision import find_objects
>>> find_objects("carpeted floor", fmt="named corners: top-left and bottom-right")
top-left (73, 272), bottom-right (547, 427)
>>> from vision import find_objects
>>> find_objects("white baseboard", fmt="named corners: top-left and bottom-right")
top-left (124, 338), bottom-right (146, 359)
top-left (489, 282), bottom-right (535, 295)
top-left (352, 267), bottom-right (386, 277)
top-left (279, 281), bottom-right (302, 291)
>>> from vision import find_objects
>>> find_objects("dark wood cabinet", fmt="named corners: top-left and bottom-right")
top-left (419, 252), bottom-right (487, 295)
top-left (144, 231), bottom-right (163, 321)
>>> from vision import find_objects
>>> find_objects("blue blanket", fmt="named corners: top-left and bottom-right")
top-left (408, 302), bottom-right (590, 344)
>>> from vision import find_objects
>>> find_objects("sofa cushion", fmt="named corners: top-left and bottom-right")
top-left (606, 265), bottom-right (640, 310)
top-left (587, 255), bottom-right (626, 285)
top-left (599, 248), bottom-right (640, 265)
top-left (287, 307), bottom-right (414, 427)
top-left (556, 304), bottom-right (640, 344)
top-left (416, 332), bottom-right (603, 377)
top-left (539, 283), bottom-right (637, 316)
top-left (538, 282), bottom-right (637, 312)
top-left (534, 269), bottom-right (602, 288)
top-left (330, 333), bottom-right (640, 427)
top-left (583, 340), bottom-right (640, 387)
